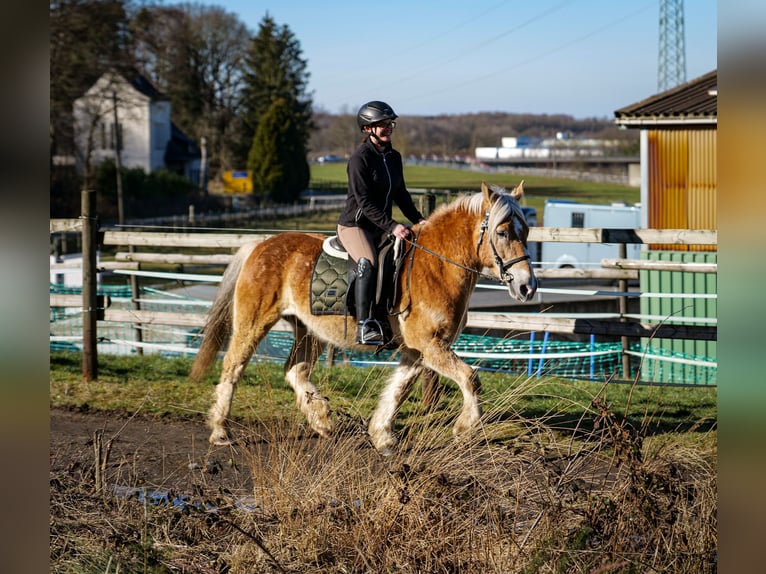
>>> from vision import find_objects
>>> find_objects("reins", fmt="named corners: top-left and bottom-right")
top-left (387, 198), bottom-right (531, 323)
top-left (402, 232), bottom-right (493, 280)
top-left (401, 209), bottom-right (529, 284)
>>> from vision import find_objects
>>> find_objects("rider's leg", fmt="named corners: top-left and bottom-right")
top-left (355, 257), bottom-right (384, 345)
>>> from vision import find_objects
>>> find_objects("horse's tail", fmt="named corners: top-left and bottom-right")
top-left (189, 241), bottom-right (258, 381)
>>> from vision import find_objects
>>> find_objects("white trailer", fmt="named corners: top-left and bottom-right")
top-left (541, 200), bottom-right (641, 268)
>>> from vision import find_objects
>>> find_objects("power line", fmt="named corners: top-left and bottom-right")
top-left (398, 1), bottom-right (655, 108)
top-left (353, 0), bottom-right (575, 103)
top-left (389, 0), bottom-right (515, 58)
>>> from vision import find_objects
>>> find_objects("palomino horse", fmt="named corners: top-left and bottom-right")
top-left (189, 181), bottom-right (537, 453)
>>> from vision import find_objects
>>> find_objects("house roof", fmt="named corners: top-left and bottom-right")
top-left (614, 70), bottom-right (717, 127)
top-left (128, 72), bottom-right (168, 101)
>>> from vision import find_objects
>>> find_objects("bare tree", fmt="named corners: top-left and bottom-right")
top-left (50, 0), bottom-right (134, 160)
top-left (129, 3), bottom-right (250, 179)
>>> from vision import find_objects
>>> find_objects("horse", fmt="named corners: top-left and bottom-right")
top-left (189, 181), bottom-right (538, 454)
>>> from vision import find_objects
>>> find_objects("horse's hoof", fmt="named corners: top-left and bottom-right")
top-left (209, 432), bottom-right (233, 446)
top-left (377, 446), bottom-right (396, 457)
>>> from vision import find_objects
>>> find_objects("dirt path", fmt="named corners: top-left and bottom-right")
top-left (50, 407), bottom-right (260, 496)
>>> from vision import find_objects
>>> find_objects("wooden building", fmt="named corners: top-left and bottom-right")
top-left (615, 70), bottom-right (717, 251)
top-left (614, 71), bottom-right (717, 384)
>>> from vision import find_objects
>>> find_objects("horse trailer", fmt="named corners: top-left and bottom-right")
top-left (540, 200), bottom-right (642, 268)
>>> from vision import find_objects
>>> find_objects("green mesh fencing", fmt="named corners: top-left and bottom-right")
top-left (50, 284), bottom-right (716, 386)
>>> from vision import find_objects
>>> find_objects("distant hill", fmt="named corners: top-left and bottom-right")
top-left (309, 111), bottom-right (638, 160)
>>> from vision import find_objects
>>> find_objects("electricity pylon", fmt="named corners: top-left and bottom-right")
top-left (658, 0), bottom-right (686, 92)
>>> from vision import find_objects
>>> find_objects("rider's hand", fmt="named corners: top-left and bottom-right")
top-left (392, 223), bottom-right (412, 240)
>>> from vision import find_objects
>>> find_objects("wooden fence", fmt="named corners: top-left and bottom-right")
top-left (50, 190), bottom-right (717, 382)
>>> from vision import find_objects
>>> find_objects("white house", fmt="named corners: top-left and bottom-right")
top-left (73, 70), bottom-right (201, 183)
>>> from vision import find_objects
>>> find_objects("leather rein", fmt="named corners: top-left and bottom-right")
top-left (404, 208), bottom-right (530, 285)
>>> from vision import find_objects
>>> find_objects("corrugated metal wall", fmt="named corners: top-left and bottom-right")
top-left (647, 129), bottom-right (717, 251)
top-left (639, 251), bottom-right (717, 385)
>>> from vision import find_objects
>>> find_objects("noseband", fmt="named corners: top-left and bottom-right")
top-left (477, 210), bottom-right (530, 284)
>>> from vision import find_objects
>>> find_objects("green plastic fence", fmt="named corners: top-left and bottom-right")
top-left (50, 284), bottom-right (716, 386)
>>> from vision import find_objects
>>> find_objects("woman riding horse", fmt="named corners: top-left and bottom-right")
top-left (337, 101), bottom-right (427, 345)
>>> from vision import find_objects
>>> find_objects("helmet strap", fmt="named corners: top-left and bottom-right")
top-left (367, 129), bottom-right (390, 151)
top-left (369, 131), bottom-right (382, 145)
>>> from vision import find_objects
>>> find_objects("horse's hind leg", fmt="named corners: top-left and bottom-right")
top-left (285, 319), bottom-right (334, 438)
top-left (368, 349), bottom-right (424, 454)
top-left (208, 313), bottom-right (278, 445)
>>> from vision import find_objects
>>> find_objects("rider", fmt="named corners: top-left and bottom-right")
top-left (337, 100), bottom-right (427, 345)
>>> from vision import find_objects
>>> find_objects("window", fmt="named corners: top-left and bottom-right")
top-left (100, 122), bottom-right (123, 151)
top-left (571, 212), bottom-right (584, 228)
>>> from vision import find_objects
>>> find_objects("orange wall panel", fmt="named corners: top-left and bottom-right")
top-left (647, 129), bottom-right (716, 251)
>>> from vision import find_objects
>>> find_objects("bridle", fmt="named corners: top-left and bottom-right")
top-left (477, 209), bottom-right (531, 284)
top-left (402, 204), bottom-right (530, 286)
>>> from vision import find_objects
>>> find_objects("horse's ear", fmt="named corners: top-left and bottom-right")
top-left (510, 180), bottom-right (525, 201)
top-left (481, 181), bottom-right (495, 205)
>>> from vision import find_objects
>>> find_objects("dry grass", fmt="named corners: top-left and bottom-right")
top-left (50, 373), bottom-right (716, 573)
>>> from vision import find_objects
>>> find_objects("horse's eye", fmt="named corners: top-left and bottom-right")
top-left (496, 228), bottom-right (508, 238)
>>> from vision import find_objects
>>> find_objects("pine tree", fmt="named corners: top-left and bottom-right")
top-left (238, 15), bottom-right (313, 195)
top-left (248, 98), bottom-right (309, 202)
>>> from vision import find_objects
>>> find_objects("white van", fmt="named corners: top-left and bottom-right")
top-left (541, 200), bottom-right (641, 268)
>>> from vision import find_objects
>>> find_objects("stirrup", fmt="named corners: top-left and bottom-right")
top-left (357, 318), bottom-right (384, 345)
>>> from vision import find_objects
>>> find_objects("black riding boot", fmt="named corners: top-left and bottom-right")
top-left (355, 257), bottom-right (384, 345)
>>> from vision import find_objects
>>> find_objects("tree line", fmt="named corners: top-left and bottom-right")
top-left (310, 111), bottom-right (636, 161)
top-left (50, 1), bottom-right (635, 216)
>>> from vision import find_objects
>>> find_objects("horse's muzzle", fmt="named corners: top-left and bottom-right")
top-left (506, 267), bottom-right (538, 302)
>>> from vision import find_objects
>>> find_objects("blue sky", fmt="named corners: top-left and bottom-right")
top-left (207, 0), bottom-right (717, 119)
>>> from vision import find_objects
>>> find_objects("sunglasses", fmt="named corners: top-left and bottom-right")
top-left (373, 121), bottom-right (396, 130)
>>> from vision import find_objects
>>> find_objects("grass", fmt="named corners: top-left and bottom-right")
top-left (49, 351), bottom-right (716, 441)
top-left (50, 350), bottom-right (717, 573)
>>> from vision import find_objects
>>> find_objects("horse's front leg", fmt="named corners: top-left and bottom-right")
top-left (368, 349), bottom-right (424, 454)
top-left (285, 321), bottom-right (334, 438)
top-left (421, 344), bottom-right (482, 438)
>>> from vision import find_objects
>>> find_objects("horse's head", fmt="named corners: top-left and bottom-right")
top-left (479, 181), bottom-right (538, 302)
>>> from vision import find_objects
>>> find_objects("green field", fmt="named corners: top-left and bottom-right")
top-left (310, 163), bottom-right (639, 218)
top-left (50, 351), bottom-right (717, 571)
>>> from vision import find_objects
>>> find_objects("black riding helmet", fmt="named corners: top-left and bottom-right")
top-left (356, 100), bottom-right (398, 131)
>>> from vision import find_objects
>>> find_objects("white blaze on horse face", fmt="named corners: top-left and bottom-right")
top-left (502, 208), bottom-right (537, 302)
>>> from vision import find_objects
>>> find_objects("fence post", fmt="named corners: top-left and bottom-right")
top-left (423, 192), bottom-right (436, 217)
top-left (618, 243), bottom-right (630, 379)
top-left (130, 250), bottom-right (144, 355)
top-left (324, 345), bottom-right (335, 367)
top-left (82, 189), bottom-right (98, 381)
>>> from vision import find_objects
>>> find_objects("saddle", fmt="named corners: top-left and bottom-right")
top-left (310, 235), bottom-right (406, 318)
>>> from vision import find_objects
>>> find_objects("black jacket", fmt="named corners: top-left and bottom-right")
top-left (338, 137), bottom-right (424, 237)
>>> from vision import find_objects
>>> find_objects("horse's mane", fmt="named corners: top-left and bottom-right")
top-left (428, 185), bottom-right (525, 228)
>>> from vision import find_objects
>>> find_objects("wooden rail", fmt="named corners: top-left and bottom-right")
top-left (465, 312), bottom-right (716, 341)
top-left (527, 227), bottom-right (717, 245)
top-left (103, 230), bottom-right (273, 249)
top-left (51, 220), bottom-right (718, 381)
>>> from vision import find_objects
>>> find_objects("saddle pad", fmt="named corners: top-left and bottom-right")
top-left (310, 250), bottom-right (348, 316)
